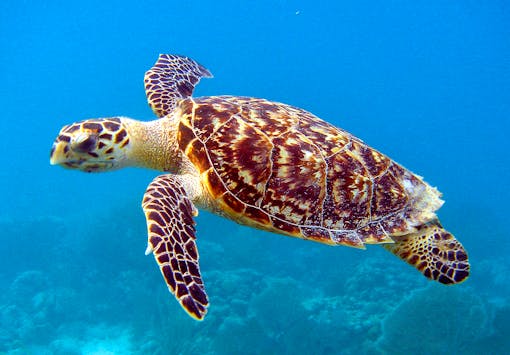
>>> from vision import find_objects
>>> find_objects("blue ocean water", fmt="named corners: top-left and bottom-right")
top-left (1, 0), bottom-right (509, 353)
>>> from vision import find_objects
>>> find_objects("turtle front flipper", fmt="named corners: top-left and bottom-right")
top-left (142, 174), bottom-right (208, 320)
top-left (144, 54), bottom-right (213, 117)
top-left (383, 220), bottom-right (470, 284)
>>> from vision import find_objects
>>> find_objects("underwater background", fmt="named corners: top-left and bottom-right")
top-left (1, 1), bottom-right (509, 354)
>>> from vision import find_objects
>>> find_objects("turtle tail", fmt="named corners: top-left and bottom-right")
top-left (383, 219), bottom-right (470, 284)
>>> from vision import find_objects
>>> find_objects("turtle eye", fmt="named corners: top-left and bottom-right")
top-left (73, 134), bottom-right (97, 152)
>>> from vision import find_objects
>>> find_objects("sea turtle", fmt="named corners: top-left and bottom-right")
top-left (50, 54), bottom-right (470, 320)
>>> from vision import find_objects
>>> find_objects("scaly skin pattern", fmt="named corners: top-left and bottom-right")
top-left (144, 54), bottom-right (212, 118)
top-left (50, 54), bottom-right (470, 321)
top-left (50, 118), bottom-right (130, 172)
top-left (383, 220), bottom-right (469, 284)
top-left (178, 96), bottom-right (443, 248)
top-left (142, 174), bottom-right (208, 319)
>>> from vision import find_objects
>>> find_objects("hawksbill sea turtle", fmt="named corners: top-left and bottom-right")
top-left (50, 54), bottom-right (470, 320)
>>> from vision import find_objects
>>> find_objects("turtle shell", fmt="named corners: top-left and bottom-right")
top-left (177, 96), bottom-right (439, 248)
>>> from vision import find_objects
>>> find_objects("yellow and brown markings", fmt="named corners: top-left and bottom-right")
top-left (144, 54), bottom-right (212, 118)
top-left (350, 140), bottom-right (391, 177)
top-left (57, 118), bottom-right (126, 145)
top-left (297, 115), bottom-right (352, 157)
top-left (177, 96), bottom-right (425, 246)
top-left (191, 98), bottom-right (241, 141)
top-left (371, 168), bottom-right (408, 219)
top-left (237, 98), bottom-right (299, 137)
top-left (204, 168), bottom-right (228, 200)
top-left (261, 131), bottom-right (326, 226)
top-left (384, 220), bottom-right (470, 284)
top-left (206, 116), bottom-right (273, 206)
top-left (322, 151), bottom-right (372, 230)
top-left (142, 175), bottom-right (208, 320)
top-left (51, 118), bottom-right (130, 172)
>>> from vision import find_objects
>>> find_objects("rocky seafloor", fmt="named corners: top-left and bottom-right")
top-left (1, 204), bottom-right (508, 355)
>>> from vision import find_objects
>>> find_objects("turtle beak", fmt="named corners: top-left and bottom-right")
top-left (50, 141), bottom-right (67, 165)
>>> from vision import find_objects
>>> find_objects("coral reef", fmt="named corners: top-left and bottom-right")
top-left (0, 214), bottom-right (508, 354)
top-left (376, 285), bottom-right (494, 354)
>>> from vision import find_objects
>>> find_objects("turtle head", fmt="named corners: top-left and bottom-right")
top-left (50, 117), bottom-right (132, 173)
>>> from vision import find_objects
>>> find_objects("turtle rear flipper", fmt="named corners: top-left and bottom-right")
top-left (383, 220), bottom-right (470, 284)
top-left (142, 174), bottom-right (209, 320)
